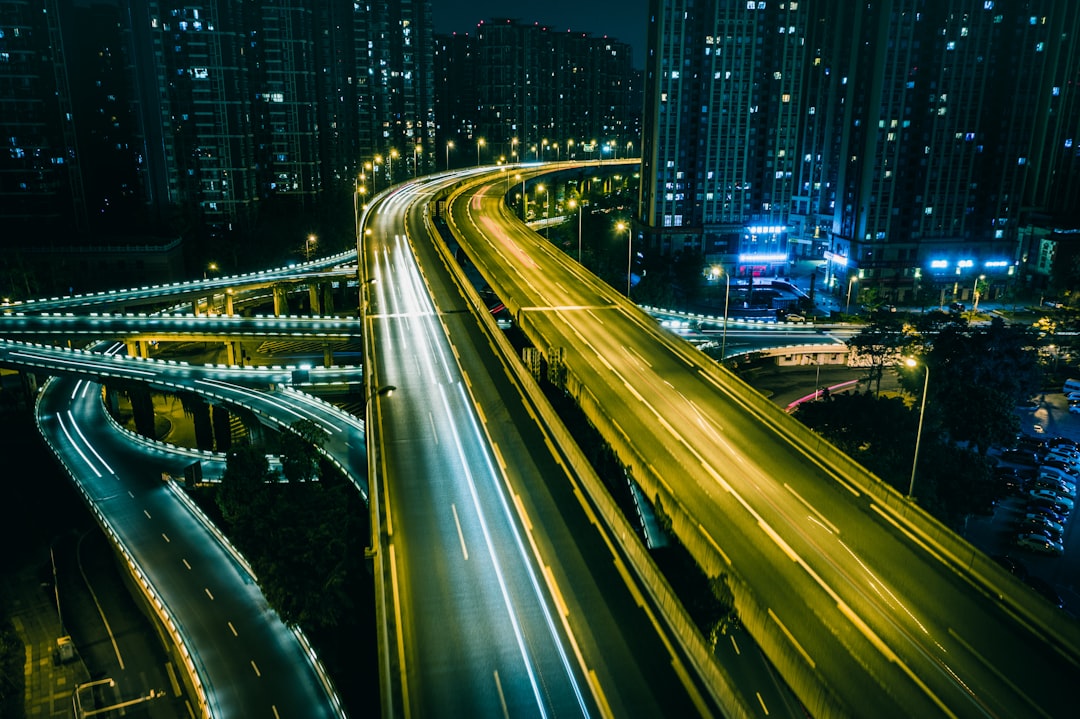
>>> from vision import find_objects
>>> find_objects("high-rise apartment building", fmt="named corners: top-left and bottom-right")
top-left (638, 0), bottom-right (809, 267)
top-left (639, 0), bottom-right (1080, 301)
top-left (434, 19), bottom-right (636, 170)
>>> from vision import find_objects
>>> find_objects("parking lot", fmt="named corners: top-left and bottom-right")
top-left (963, 390), bottom-right (1080, 614)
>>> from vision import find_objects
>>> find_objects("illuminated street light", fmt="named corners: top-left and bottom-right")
top-left (617, 221), bottom-right (631, 296)
top-left (711, 266), bottom-right (731, 360)
top-left (846, 275), bottom-right (859, 314)
top-left (476, 137), bottom-right (485, 167)
top-left (305, 235), bottom-right (317, 261)
top-left (446, 140), bottom-right (454, 171)
top-left (568, 198), bottom-right (584, 263)
top-left (388, 148), bottom-right (398, 183)
top-left (904, 357), bottom-right (930, 499)
top-left (204, 261), bottom-right (218, 280)
top-left (413, 144), bottom-right (422, 178)
top-left (973, 273), bottom-right (986, 311)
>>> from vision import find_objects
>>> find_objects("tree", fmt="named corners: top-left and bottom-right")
top-left (278, 419), bottom-right (325, 482)
top-left (217, 444), bottom-right (274, 538)
top-left (846, 314), bottom-right (909, 395)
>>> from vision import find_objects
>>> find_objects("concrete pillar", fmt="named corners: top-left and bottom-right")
top-left (225, 340), bottom-right (240, 366)
top-left (323, 343), bottom-right (333, 367)
top-left (273, 285), bottom-right (288, 316)
top-left (308, 284), bottom-right (321, 316)
top-left (192, 299), bottom-right (201, 316)
top-left (225, 291), bottom-right (235, 316)
top-left (321, 281), bottom-right (334, 315)
top-left (125, 340), bottom-right (147, 358)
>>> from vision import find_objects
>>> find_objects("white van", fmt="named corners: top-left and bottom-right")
top-left (1063, 378), bottom-right (1080, 394)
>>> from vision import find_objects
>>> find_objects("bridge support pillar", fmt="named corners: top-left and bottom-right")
top-left (308, 284), bottom-right (321, 316)
top-left (273, 285), bottom-right (288, 316)
top-left (321, 281), bottom-right (334, 316)
top-left (225, 341), bottom-right (240, 366)
top-left (125, 340), bottom-right (148, 358)
top-left (191, 299), bottom-right (201, 316)
top-left (225, 292), bottom-right (235, 316)
top-left (323, 343), bottom-right (334, 368)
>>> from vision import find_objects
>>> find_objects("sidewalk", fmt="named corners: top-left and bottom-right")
top-left (2, 546), bottom-right (90, 719)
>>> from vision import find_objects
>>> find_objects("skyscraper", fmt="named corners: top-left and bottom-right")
top-left (638, 0), bottom-right (809, 269)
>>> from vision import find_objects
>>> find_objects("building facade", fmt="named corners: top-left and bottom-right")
top-left (639, 0), bottom-right (1080, 301)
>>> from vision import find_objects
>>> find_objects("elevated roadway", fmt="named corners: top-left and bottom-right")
top-left (443, 171), bottom-right (1080, 717)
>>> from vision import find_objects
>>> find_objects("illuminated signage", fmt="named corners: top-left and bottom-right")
top-left (983, 260), bottom-right (1009, 268)
top-left (824, 250), bottom-right (847, 266)
top-left (929, 260), bottom-right (949, 269)
top-left (957, 259), bottom-right (974, 268)
top-left (746, 225), bottom-right (787, 235)
top-left (739, 253), bottom-right (788, 263)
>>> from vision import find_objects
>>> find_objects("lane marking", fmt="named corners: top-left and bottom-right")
top-left (228, 621), bottom-right (238, 637)
top-left (451, 503), bottom-right (469, 560)
top-left (251, 660), bottom-right (260, 677)
top-left (204, 588), bottom-right (214, 601)
top-left (757, 691), bottom-right (770, 715)
top-left (769, 609), bottom-right (815, 669)
top-left (143, 509), bottom-right (152, 519)
top-left (493, 670), bottom-right (510, 719)
top-left (162, 533), bottom-right (170, 543)
top-left (182, 558), bottom-right (191, 570)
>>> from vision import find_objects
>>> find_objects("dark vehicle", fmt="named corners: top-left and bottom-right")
top-left (1026, 500), bottom-right (1069, 524)
top-left (1015, 533), bottom-right (1064, 556)
top-left (1024, 577), bottom-right (1064, 608)
top-left (1017, 519), bottom-right (1063, 544)
top-left (991, 554), bottom-right (1028, 580)
top-left (1016, 436), bottom-right (1047, 453)
top-left (1002, 449), bottom-right (1039, 467)
top-left (1047, 436), bottom-right (1080, 450)
top-left (950, 301), bottom-right (966, 312)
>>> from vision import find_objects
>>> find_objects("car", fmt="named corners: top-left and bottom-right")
top-left (1027, 489), bottom-right (1074, 513)
top-left (950, 301), bottom-right (966, 312)
top-left (1039, 461), bottom-right (1079, 478)
top-left (784, 314), bottom-right (806, 323)
top-left (1025, 501), bottom-right (1069, 525)
top-left (1018, 513), bottom-right (1065, 536)
top-left (1002, 449), bottom-right (1039, 466)
top-left (1024, 576), bottom-right (1064, 608)
top-left (1069, 404), bottom-right (1080, 415)
top-left (1047, 436), bottom-right (1079, 449)
top-left (991, 554), bottom-right (1028, 580)
top-left (1031, 479), bottom-right (1077, 499)
top-left (1045, 446), bottom-right (1080, 460)
top-left (1017, 519), bottom-right (1064, 543)
top-left (1015, 533), bottom-right (1064, 556)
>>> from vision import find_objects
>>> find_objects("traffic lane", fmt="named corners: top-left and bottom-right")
top-left (550, 305), bottom-right (1071, 716)
top-left (371, 309), bottom-right (597, 718)
top-left (434, 306), bottom-right (707, 717)
top-left (413, 197), bottom-right (714, 714)
top-left (521, 307), bottom-right (944, 717)
top-left (39, 377), bottom-right (341, 718)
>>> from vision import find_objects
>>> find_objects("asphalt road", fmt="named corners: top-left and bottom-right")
top-left (445, 173), bottom-right (1080, 718)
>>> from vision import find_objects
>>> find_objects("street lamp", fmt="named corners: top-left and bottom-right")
top-left (445, 140), bottom-right (454, 171)
top-left (204, 261), bottom-right (218, 280)
top-left (476, 137), bottom-right (485, 167)
top-left (511, 137), bottom-right (518, 162)
top-left (711, 266), bottom-right (731, 360)
top-left (617, 221), bottom-right (631, 296)
top-left (845, 275), bottom-right (859, 314)
top-left (388, 148), bottom-right (398, 183)
top-left (568, 198), bottom-right (584, 263)
top-left (413, 143), bottom-right (422, 178)
top-left (904, 357), bottom-right (930, 499)
top-left (972, 273), bottom-right (986, 311)
top-left (305, 235), bottom-right (317, 261)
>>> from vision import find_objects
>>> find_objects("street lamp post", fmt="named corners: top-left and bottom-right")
top-left (617, 221), bottom-right (631, 296)
top-left (476, 137), bottom-right (485, 167)
top-left (413, 144), bottom-right (422, 178)
top-left (388, 148), bottom-right (398, 183)
top-left (711, 267), bottom-right (731, 360)
top-left (904, 358), bottom-right (930, 499)
top-left (305, 235), bottom-right (317, 261)
top-left (846, 275), bottom-right (859, 314)
top-left (568, 199), bottom-right (584, 263)
top-left (972, 273), bottom-right (986, 311)
top-left (445, 140), bottom-right (454, 171)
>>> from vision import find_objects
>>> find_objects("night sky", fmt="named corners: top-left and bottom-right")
top-left (432, 1), bottom-right (650, 68)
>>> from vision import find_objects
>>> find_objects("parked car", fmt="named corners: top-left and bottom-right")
top-left (1047, 436), bottom-right (1079, 449)
top-left (1018, 435), bottom-right (1049, 451)
top-left (1068, 404), bottom-right (1080, 415)
top-left (1017, 513), bottom-right (1065, 536)
top-left (1045, 447), bottom-right (1080, 462)
top-left (1039, 461), bottom-right (1079, 478)
top-left (1027, 489), bottom-right (1074, 513)
top-left (1025, 502), bottom-right (1069, 526)
top-left (1015, 533), bottom-right (1064, 556)
top-left (1002, 449), bottom-right (1040, 466)
top-left (991, 554), bottom-right (1029, 580)
top-left (950, 301), bottom-right (966, 312)
top-left (1031, 479), bottom-right (1077, 499)
top-left (1017, 519), bottom-right (1064, 544)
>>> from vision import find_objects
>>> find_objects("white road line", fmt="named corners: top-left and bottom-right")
top-left (451, 503), bottom-right (469, 560)
top-left (161, 533), bottom-right (170, 543)
top-left (182, 559), bottom-right (191, 570)
top-left (228, 621), bottom-right (238, 637)
top-left (143, 509), bottom-right (152, 519)
top-left (251, 659), bottom-right (261, 677)
top-left (493, 670), bottom-right (510, 719)
top-left (204, 588), bottom-right (214, 601)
